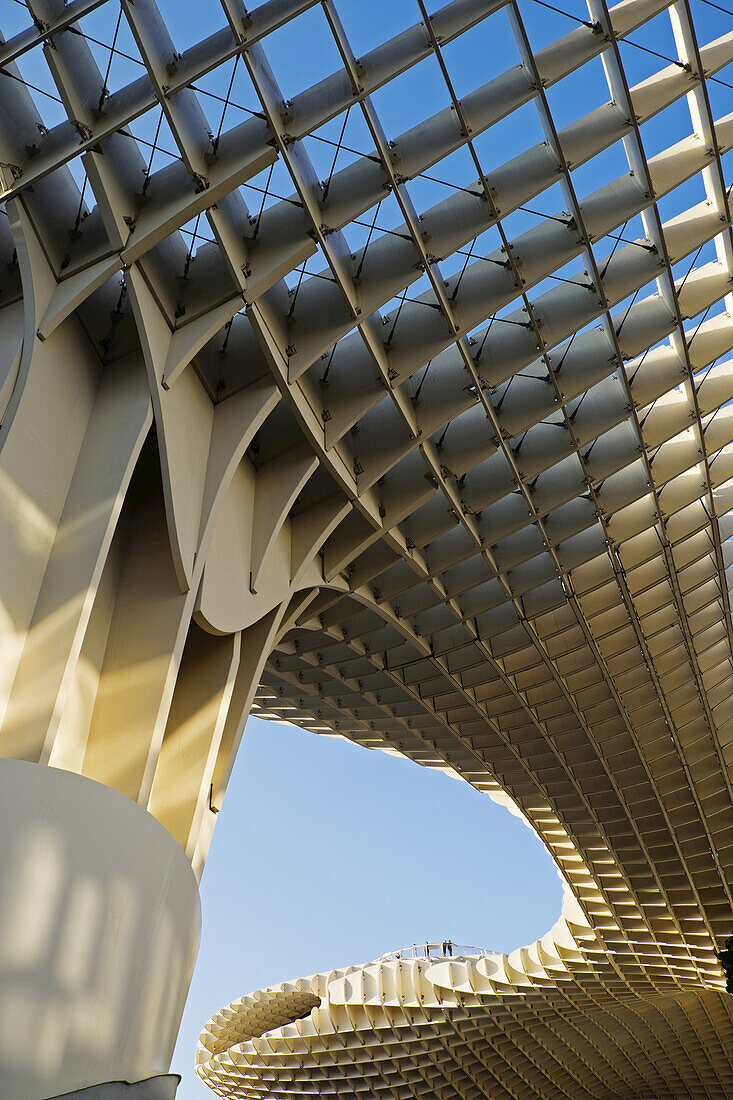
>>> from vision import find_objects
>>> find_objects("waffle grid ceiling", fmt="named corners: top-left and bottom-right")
top-left (5, 0), bottom-right (733, 1093)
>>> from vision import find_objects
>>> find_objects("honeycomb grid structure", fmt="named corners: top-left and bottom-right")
top-left (5, 0), bottom-right (733, 1093)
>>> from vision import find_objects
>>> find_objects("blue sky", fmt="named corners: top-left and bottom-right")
top-left (171, 717), bottom-right (564, 1098)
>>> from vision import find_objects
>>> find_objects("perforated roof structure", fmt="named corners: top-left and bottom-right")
top-left (198, 933), bottom-right (733, 1098)
top-left (5, 0), bottom-right (733, 1093)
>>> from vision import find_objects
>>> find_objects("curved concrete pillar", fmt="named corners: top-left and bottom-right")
top-left (50, 1076), bottom-right (180, 1100)
top-left (0, 760), bottom-right (200, 1100)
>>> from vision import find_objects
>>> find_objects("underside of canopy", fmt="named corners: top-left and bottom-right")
top-left (4, 0), bottom-right (733, 1091)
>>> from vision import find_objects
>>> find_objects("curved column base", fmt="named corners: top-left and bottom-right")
top-left (0, 761), bottom-right (200, 1100)
top-left (48, 1075), bottom-right (180, 1100)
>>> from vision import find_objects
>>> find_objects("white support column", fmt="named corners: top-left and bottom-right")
top-left (0, 759), bottom-right (200, 1100)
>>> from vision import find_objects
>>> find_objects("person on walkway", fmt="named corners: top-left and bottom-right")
top-left (716, 937), bottom-right (733, 991)
top-left (447, 940), bottom-right (453, 957)
top-left (442, 940), bottom-right (447, 956)
top-left (425, 942), bottom-right (430, 957)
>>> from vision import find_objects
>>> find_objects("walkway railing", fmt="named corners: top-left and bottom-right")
top-left (378, 943), bottom-right (497, 961)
